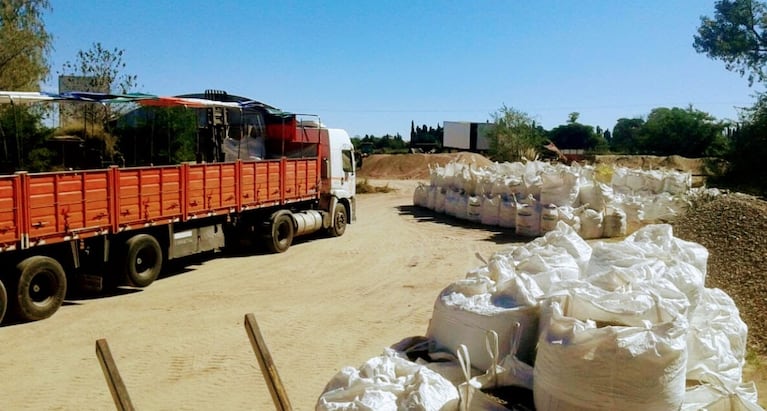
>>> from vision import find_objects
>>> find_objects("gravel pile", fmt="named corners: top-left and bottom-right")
top-left (673, 193), bottom-right (767, 355)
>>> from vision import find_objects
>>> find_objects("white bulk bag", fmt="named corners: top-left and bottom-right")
top-left (429, 164), bottom-right (445, 188)
top-left (535, 300), bottom-right (688, 411)
top-left (611, 166), bottom-right (630, 194)
top-left (540, 204), bottom-right (559, 233)
top-left (413, 184), bottom-right (429, 208)
top-left (445, 190), bottom-right (460, 217)
top-left (640, 192), bottom-right (690, 224)
top-left (663, 170), bottom-right (692, 195)
top-left (513, 244), bottom-right (582, 294)
top-left (498, 196), bottom-right (517, 228)
top-left (613, 194), bottom-right (643, 234)
top-left (686, 287), bottom-right (748, 385)
top-left (642, 169), bottom-right (665, 194)
top-left (426, 269), bottom-right (541, 370)
top-left (578, 208), bottom-right (603, 239)
top-left (456, 166), bottom-right (476, 195)
top-left (480, 195), bottom-right (501, 226)
top-left (602, 206), bottom-right (627, 238)
top-left (491, 176), bottom-right (525, 200)
top-left (523, 174), bottom-right (542, 202)
top-left (585, 227), bottom-right (706, 312)
top-left (454, 193), bottom-right (469, 220)
top-left (444, 162), bottom-right (461, 191)
top-left (434, 188), bottom-right (446, 213)
top-left (578, 181), bottom-right (613, 212)
top-left (316, 348), bottom-right (460, 411)
top-left (539, 168), bottom-right (579, 207)
top-left (625, 224), bottom-right (709, 278)
top-left (466, 196), bottom-right (482, 223)
top-left (682, 378), bottom-right (763, 411)
top-left (536, 221), bottom-right (592, 272)
top-left (556, 206), bottom-right (582, 234)
top-left (625, 169), bottom-right (646, 193)
top-left (515, 196), bottom-right (541, 237)
top-left (426, 185), bottom-right (437, 210)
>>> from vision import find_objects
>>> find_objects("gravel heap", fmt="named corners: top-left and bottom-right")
top-left (673, 193), bottom-right (767, 355)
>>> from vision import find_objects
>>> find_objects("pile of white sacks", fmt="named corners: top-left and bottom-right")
top-left (316, 223), bottom-right (762, 410)
top-left (412, 160), bottom-right (695, 238)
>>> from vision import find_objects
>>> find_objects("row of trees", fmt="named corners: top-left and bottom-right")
top-left (361, 104), bottom-right (729, 163)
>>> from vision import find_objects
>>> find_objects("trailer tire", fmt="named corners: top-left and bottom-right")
top-left (328, 203), bottom-right (347, 237)
top-left (13, 256), bottom-right (67, 322)
top-left (267, 214), bottom-right (294, 253)
top-left (0, 279), bottom-right (6, 324)
top-left (123, 234), bottom-right (163, 288)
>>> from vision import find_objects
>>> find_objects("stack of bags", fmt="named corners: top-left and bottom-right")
top-left (413, 160), bottom-right (696, 240)
top-left (316, 223), bottom-right (762, 410)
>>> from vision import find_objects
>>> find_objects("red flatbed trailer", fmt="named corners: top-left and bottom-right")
top-left (0, 91), bottom-right (357, 325)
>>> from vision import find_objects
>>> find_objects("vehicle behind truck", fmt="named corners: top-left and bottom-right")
top-left (0, 90), bottom-right (356, 324)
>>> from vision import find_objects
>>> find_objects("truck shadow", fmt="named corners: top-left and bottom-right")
top-left (396, 205), bottom-right (533, 245)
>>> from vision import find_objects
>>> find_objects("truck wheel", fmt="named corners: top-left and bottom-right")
top-left (0, 279), bottom-right (6, 324)
top-left (267, 214), bottom-right (294, 253)
top-left (328, 203), bottom-right (347, 237)
top-left (123, 234), bottom-right (163, 288)
top-left (13, 256), bottom-right (67, 322)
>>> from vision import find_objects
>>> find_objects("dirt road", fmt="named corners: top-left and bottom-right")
top-left (0, 180), bottom-right (520, 410)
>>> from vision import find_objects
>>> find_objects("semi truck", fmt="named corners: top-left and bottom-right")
top-left (0, 90), bottom-right (356, 324)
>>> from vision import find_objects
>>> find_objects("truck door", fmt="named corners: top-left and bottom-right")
top-left (328, 129), bottom-right (356, 199)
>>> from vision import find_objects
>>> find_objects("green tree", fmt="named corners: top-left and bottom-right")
top-left (0, 0), bottom-right (53, 170)
top-left (486, 105), bottom-right (546, 162)
top-left (60, 42), bottom-right (138, 95)
top-left (637, 106), bottom-right (727, 157)
top-left (611, 117), bottom-right (645, 153)
top-left (722, 94), bottom-right (767, 193)
top-left (59, 43), bottom-right (139, 163)
top-left (0, 0), bottom-right (52, 90)
top-left (694, 0), bottom-right (767, 85)
top-left (0, 103), bottom-right (52, 171)
top-left (549, 117), bottom-right (609, 153)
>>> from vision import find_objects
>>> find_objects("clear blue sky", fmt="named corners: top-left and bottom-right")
top-left (43, 0), bottom-right (758, 139)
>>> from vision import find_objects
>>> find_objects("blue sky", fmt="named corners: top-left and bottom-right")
top-left (43, 1), bottom-right (758, 139)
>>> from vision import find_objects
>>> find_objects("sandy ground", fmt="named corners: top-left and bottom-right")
top-left (0, 179), bottom-right (520, 410)
top-left (0, 177), bottom-right (764, 409)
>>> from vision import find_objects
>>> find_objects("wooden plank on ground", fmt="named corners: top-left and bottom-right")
top-left (95, 338), bottom-right (135, 411)
top-left (244, 313), bottom-right (293, 411)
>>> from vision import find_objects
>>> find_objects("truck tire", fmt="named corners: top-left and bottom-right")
top-left (267, 214), bottom-right (294, 253)
top-left (328, 203), bottom-right (347, 237)
top-left (0, 279), bottom-right (6, 324)
top-left (13, 256), bottom-right (67, 322)
top-left (123, 234), bottom-right (163, 287)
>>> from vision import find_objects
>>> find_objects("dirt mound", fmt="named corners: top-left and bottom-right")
top-left (358, 152), bottom-right (493, 180)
